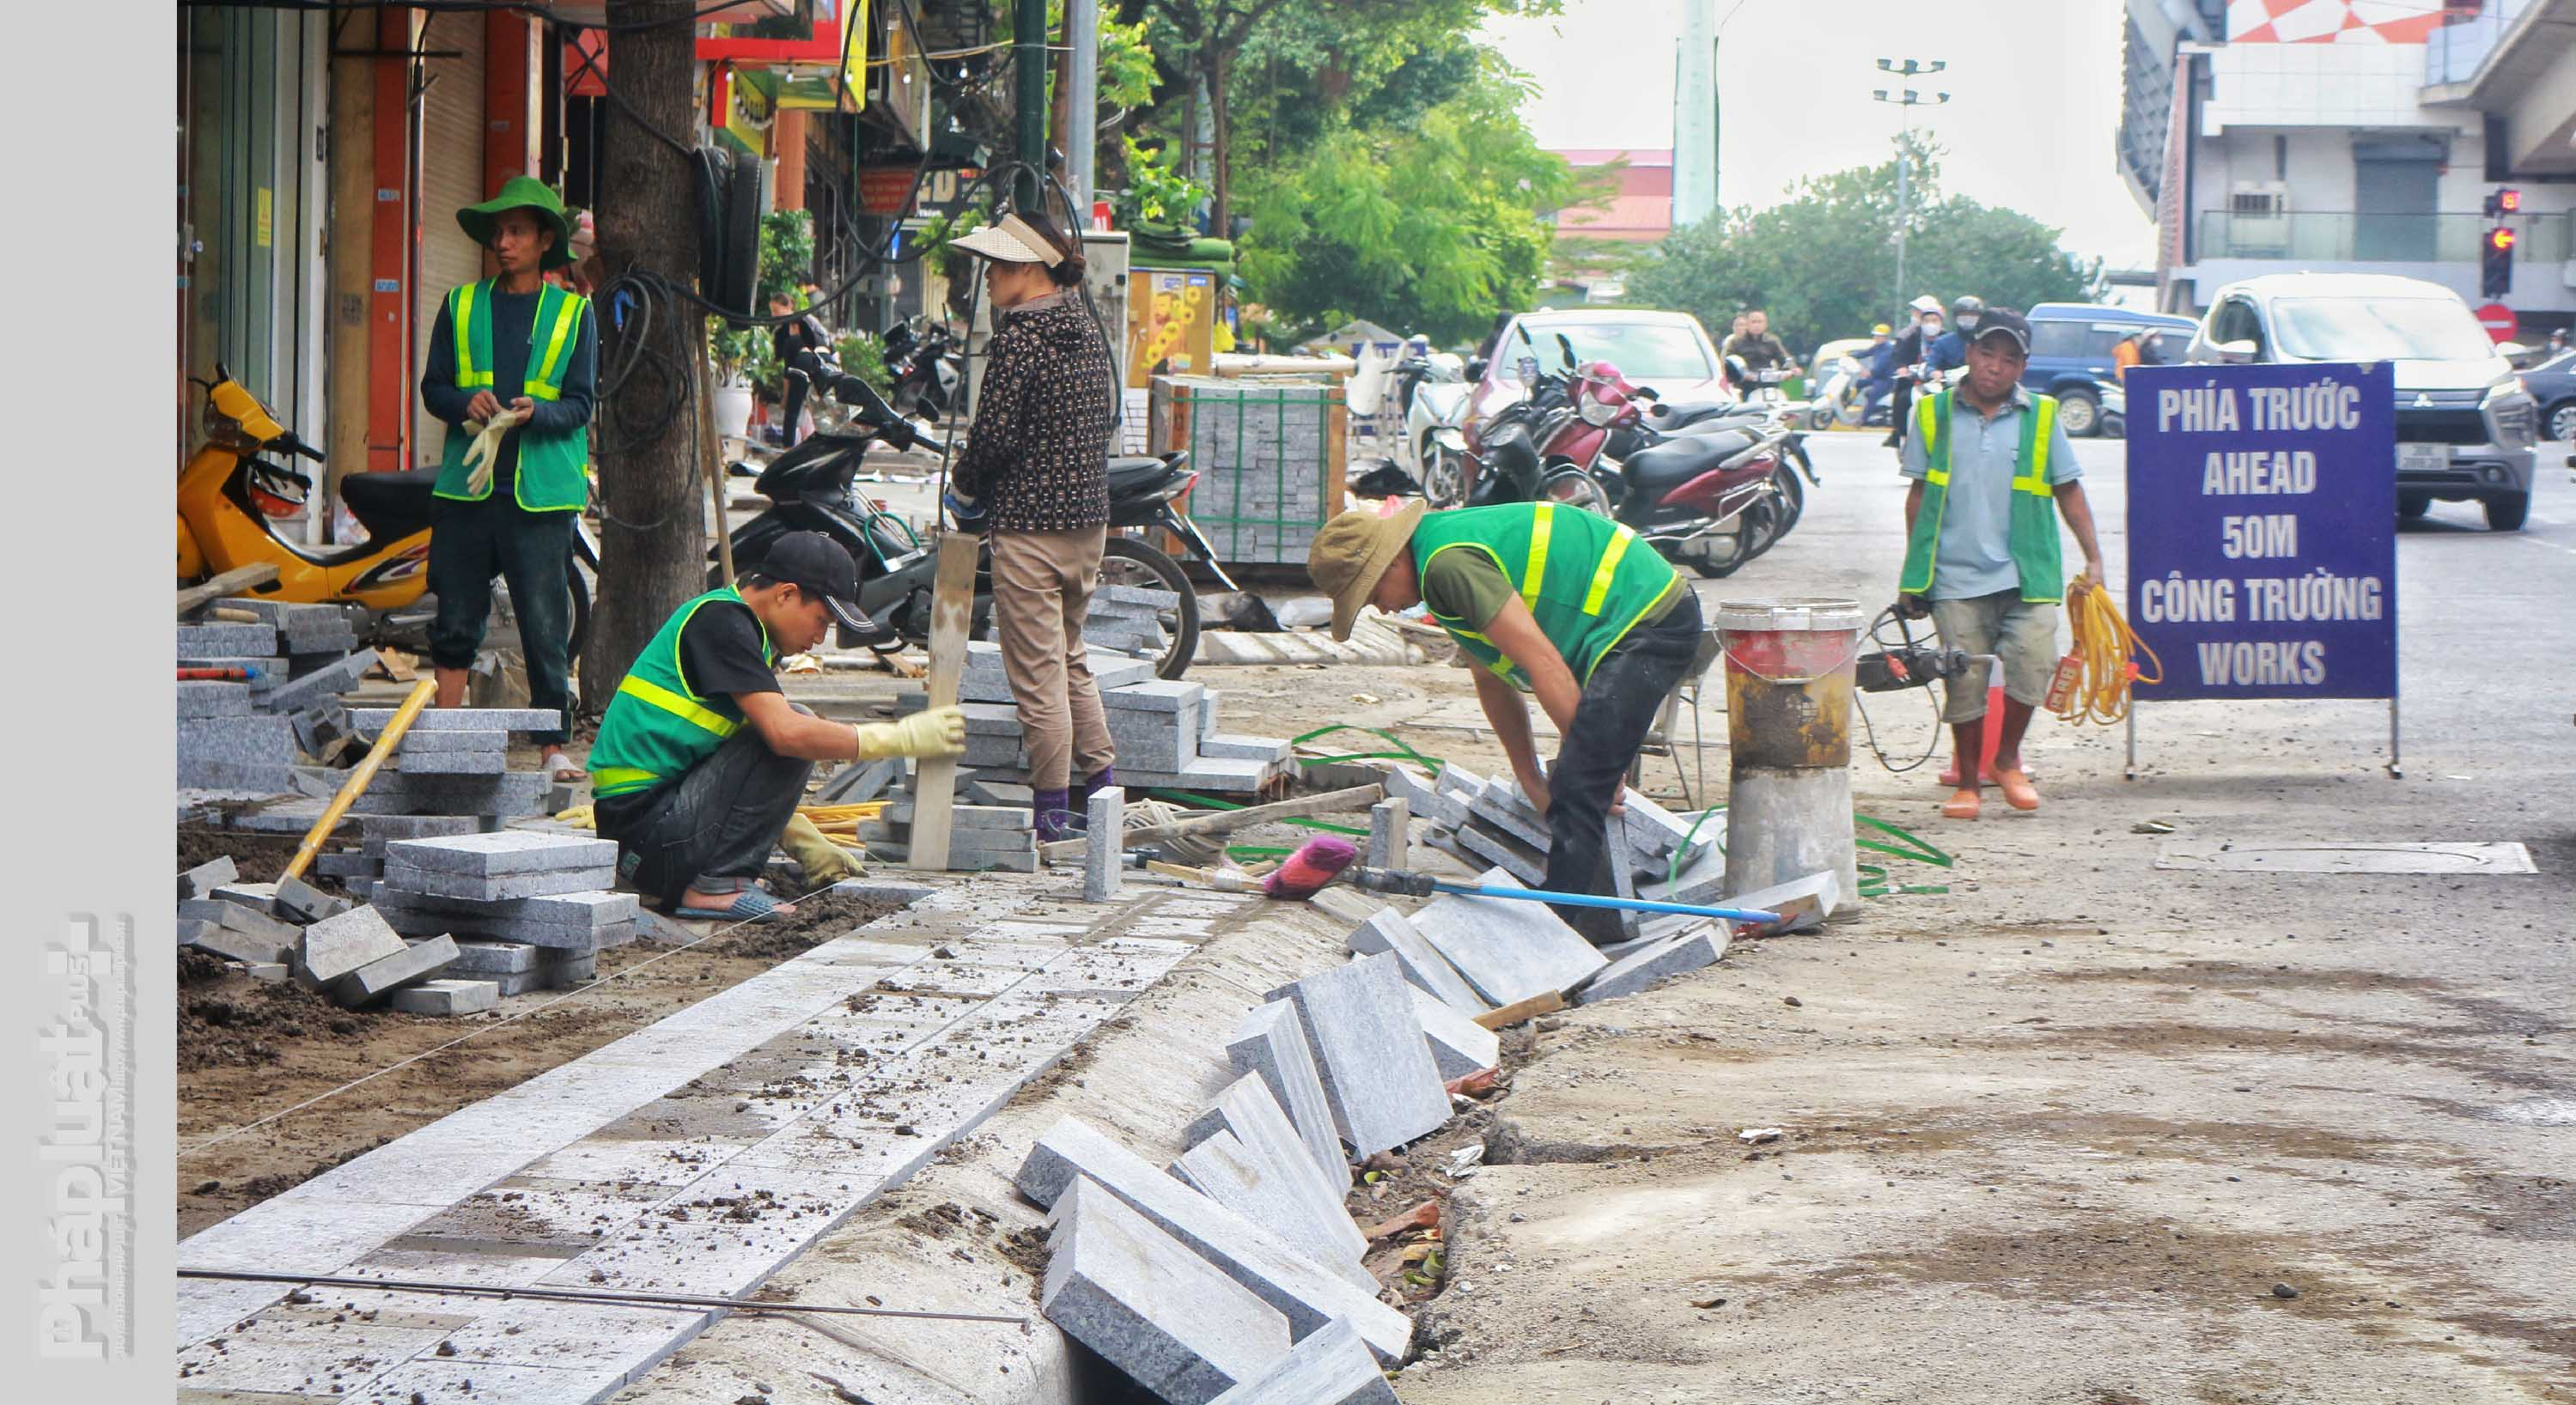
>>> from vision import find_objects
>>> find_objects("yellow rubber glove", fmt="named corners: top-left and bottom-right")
top-left (854, 705), bottom-right (967, 759)
top-left (460, 405), bottom-right (533, 497)
top-left (780, 812), bottom-right (863, 884)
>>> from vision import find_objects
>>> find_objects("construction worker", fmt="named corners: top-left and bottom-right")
top-left (419, 175), bottom-right (594, 782)
top-left (588, 532), bottom-right (966, 921)
top-left (1896, 308), bottom-right (2105, 822)
top-left (1307, 502), bottom-right (1702, 946)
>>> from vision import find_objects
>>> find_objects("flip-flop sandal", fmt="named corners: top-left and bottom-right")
top-left (672, 889), bottom-right (794, 922)
top-left (1996, 769), bottom-right (2041, 812)
top-left (543, 751), bottom-right (590, 782)
top-left (1940, 790), bottom-right (1982, 821)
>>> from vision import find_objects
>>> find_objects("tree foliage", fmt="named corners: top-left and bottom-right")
top-left (1630, 137), bottom-right (2104, 350)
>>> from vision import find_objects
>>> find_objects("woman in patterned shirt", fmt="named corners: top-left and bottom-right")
top-left (943, 210), bottom-right (1120, 840)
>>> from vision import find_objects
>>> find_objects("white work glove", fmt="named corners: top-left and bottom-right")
top-left (460, 404), bottom-right (533, 497)
top-left (853, 706), bottom-right (967, 760)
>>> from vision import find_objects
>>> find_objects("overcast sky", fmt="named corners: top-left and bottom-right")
top-left (1483, 0), bottom-right (2157, 271)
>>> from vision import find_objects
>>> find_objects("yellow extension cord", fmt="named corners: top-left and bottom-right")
top-left (2055, 579), bottom-right (2164, 726)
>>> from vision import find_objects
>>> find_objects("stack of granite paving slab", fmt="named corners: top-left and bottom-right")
top-left (371, 830), bottom-right (632, 996)
top-left (339, 706), bottom-right (562, 818)
top-left (1081, 582), bottom-right (1179, 660)
top-left (855, 801), bottom-right (1039, 872)
top-left (175, 602), bottom-right (379, 795)
top-left (898, 642), bottom-right (1295, 797)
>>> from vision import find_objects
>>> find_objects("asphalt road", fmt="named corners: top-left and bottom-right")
top-left (1390, 428), bottom-right (2576, 1402)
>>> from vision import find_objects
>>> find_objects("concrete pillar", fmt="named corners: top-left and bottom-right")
top-left (773, 107), bottom-right (808, 212)
top-left (366, 5), bottom-right (414, 474)
top-left (483, 10), bottom-right (541, 190)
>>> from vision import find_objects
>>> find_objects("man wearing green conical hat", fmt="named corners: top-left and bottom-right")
top-left (418, 174), bottom-right (598, 782)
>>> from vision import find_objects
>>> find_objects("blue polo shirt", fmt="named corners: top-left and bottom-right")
top-left (1898, 385), bottom-right (2081, 601)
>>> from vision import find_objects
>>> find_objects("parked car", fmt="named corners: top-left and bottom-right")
top-left (2022, 302), bottom-right (2200, 437)
top-left (2517, 347), bottom-right (2576, 442)
top-left (2184, 273), bottom-right (2539, 532)
top-left (1465, 309), bottom-right (1726, 447)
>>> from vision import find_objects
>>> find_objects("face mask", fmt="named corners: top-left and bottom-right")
top-left (1958, 314), bottom-right (1981, 331)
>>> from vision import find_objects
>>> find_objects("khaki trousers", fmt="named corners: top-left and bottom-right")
top-left (990, 526), bottom-right (1117, 793)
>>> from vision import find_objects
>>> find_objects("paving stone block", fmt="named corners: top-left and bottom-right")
top-left (388, 978), bottom-right (499, 1016)
top-left (1367, 798), bottom-right (1409, 871)
top-left (393, 750), bottom-right (509, 775)
top-left (178, 855), bottom-right (239, 903)
top-left (344, 771), bottom-right (551, 818)
top-left (1574, 925), bottom-right (1727, 1005)
top-left (175, 918), bottom-right (222, 949)
top-left (1406, 868), bottom-right (1609, 1007)
top-left (1227, 1001), bottom-right (1346, 1185)
top-left (358, 814), bottom-right (484, 842)
top-left (370, 903), bottom-right (600, 949)
top-left (1724, 870), bottom-right (1843, 931)
top-left (374, 885), bottom-right (639, 929)
top-left (1434, 762), bottom-right (1488, 802)
top-left (385, 830), bottom-right (618, 875)
top-left (242, 962), bottom-right (289, 983)
top-left (294, 905), bottom-right (408, 988)
top-left (378, 860), bottom-right (618, 901)
top-left (1184, 1073), bottom-right (1355, 1229)
top-left (259, 648), bottom-right (378, 713)
top-left (1197, 733), bottom-right (1294, 764)
top-left (1454, 822), bottom-right (1548, 887)
top-left (1343, 908), bottom-right (1489, 1015)
top-left (1085, 787), bottom-right (1125, 902)
top-left (179, 715), bottom-right (297, 768)
top-left (186, 897), bottom-right (303, 949)
top-left (946, 847), bottom-right (1038, 873)
top-left (1265, 953), bottom-right (1452, 1158)
top-left (1041, 1175), bottom-right (1290, 1405)
top-left (271, 874), bottom-right (351, 924)
top-left (1015, 1117), bottom-right (1412, 1363)
top-left (175, 758), bottom-right (296, 793)
top-left (175, 681), bottom-right (254, 718)
top-left (1117, 756), bottom-right (1272, 793)
top-left (210, 879), bottom-right (279, 911)
top-left (1205, 1318), bottom-right (1398, 1405)
top-left (177, 623), bottom-right (279, 657)
top-left (186, 923), bottom-right (292, 967)
top-left (445, 940), bottom-right (539, 975)
top-left (814, 754), bottom-right (904, 804)
top-left (1406, 985), bottom-right (1501, 1079)
top-left (881, 801), bottom-right (1032, 831)
top-left (1171, 1129), bottom-right (1373, 1289)
top-left (349, 708), bottom-right (563, 734)
top-left (1101, 678), bottom-right (1204, 713)
top-left (177, 655), bottom-right (286, 690)
top-left (392, 728), bottom-right (509, 755)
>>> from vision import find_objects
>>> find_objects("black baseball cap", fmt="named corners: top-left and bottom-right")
top-left (1971, 307), bottom-right (2032, 356)
top-left (758, 532), bottom-right (874, 632)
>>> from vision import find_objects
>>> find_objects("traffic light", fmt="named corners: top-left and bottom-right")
top-left (2483, 224), bottom-right (2517, 299)
top-left (2484, 186), bottom-right (2523, 218)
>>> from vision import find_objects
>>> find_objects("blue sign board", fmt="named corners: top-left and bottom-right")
top-left (2123, 362), bottom-right (2397, 702)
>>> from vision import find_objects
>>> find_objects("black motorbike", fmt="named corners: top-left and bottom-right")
top-left (881, 317), bottom-right (963, 422)
top-left (716, 363), bottom-right (1229, 679)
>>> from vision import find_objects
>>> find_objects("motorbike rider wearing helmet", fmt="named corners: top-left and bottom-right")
top-left (1884, 295), bottom-right (1947, 448)
top-left (1720, 308), bottom-right (1798, 391)
top-left (1926, 295), bottom-right (1988, 380)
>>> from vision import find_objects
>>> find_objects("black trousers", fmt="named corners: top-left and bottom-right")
top-left (1539, 591), bottom-right (1705, 945)
top-left (427, 495), bottom-right (575, 746)
top-left (598, 721), bottom-right (814, 909)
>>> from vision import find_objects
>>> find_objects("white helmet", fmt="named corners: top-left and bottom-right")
top-left (1909, 295), bottom-right (1942, 315)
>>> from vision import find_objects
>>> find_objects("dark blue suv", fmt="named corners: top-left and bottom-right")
top-left (2022, 303), bottom-right (2200, 437)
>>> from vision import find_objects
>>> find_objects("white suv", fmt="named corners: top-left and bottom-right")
top-left (2187, 273), bottom-right (2538, 532)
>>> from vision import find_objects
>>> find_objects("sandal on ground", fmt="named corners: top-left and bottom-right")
top-left (672, 888), bottom-right (794, 921)
top-left (1940, 789), bottom-right (1982, 821)
top-left (1938, 762), bottom-right (2039, 788)
top-left (1995, 768), bottom-right (2041, 812)
top-left (543, 749), bottom-right (589, 782)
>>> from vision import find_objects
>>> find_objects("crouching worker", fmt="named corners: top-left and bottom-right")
top-left (1306, 502), bottom-right (1702, 946)
top-left (589, 533), bottom-right (965, 921)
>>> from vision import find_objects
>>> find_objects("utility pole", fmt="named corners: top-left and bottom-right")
top-left (586, 0), bottom-right (709, 713)
top-left (1066, 0), bottom-right (1099, 219)
top-left (1014, 0), bottom-right (1049, 211)
top-left (1872, 60), bottom-right (1948, 314)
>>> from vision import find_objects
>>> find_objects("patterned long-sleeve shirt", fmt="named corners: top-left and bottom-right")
top-left (954, 290), bottom-right (1115, 532)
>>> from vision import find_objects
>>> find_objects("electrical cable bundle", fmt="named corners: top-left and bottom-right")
top-left (2051, 579), bottom-right (2164, 725)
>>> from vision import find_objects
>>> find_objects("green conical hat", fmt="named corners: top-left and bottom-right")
top-left (456, 175), bottom-right (575, 271)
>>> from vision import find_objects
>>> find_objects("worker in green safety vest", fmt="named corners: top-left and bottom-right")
top-left (1308, 502), bottom-right (1704, 946)
top-left (1896, 307), bottom-right (2105, 823)
top-left (588, 533), bottom-right (967, 922)
top-left (418, 175), bottom-right (595, 782)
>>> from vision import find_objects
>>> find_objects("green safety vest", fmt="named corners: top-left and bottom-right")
top-left (588, 587), bottom-right (777, 800)
top-left (1413, 502), bottom-right (1679, 689)
top-left (1897, 389), bottom-right (2066, 604)
top-left (432, 279), bottom-right (593, 512)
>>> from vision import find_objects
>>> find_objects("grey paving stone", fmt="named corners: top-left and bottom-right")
top-left (393, 749), bottom-right (509, 775)
top-left (1205, 1318), bottom-right (1398, 1405)
top-left (1101, 678), bottom-right (1204, 713)
top-left (364, 885), bottom-right (633, 927)
top-left (1455, 822), bottom-right (1548, 886)
top-left (349, 708), bottom-right (563, 733)
top-left (384, 830), bottom-right (618, 876)
top-left (177, 623), bottom-right (280, 657)
top-left (393, 728), bottom-right (508, 755)
top-left (260, 648), bottom-right (378, 713)
top-left (388, 978), bottom-right (499, 1016)
top-left (1406, 985), bottom-right (1502, 1079)
top-left (336, 934), bottom-right (460, 1003)
top-left (175, 758), bottom-right (296, 793)
top-left (1040, 1175), bottom-right (1290, 1405)
top-left (1574, 926), bottom-right (1726, 1005)
top-left (186, 897), bottom-right (303, 948)
top-left (1406, 868), bottom-right (1609, 1007)
top-left (1434, 762), bottom-right (1488, 802)
top-left (1014, 1116), bottom-right (1413, 1362)
top-left (186, 923), bottom-right (292, 967)
top-left (882, 801), bottom-right (1032, 831)
top-left (1197, 733), bottom-right (1294, 764)
top-left (271, 875), bottom-right (351, 924)
top-left (372, 903), bottom-right (601, 949)
top-left (1343, 908), bottom-right (1489, 1015)
top-left (358, 814), bottom-right (484, 842)
top-left (445, 940), bottom-right (538, 975)
top-left (177, 654), bottom-right (286, 689)
top-left (1723, 871), bottom-right (1843, 932)
top-left (1367, 798), bottom-right (1409, 870)
top-left (1227, 1001), bottom-right (1346, 1185)
top-left (179, 715), bottom-right (297, 768)
top-left (210, 879), bottom-right (279, 911)
top-left (1184, 1074), bottom-right (1355, 1232)
top-left (1170, 1129), bottom-right (1373, 1289)
top-left (1085, 787), bottom-right (1125, 902)
top-left (814, 754), bottom-right (904, 804)
top-left (178, 855), bottom-right (239, 902)
top-left (344, 771), bottom-right (551, 818)
top-left (294, 905), bottom-right (409, 988)
top-left (175, 917), bottom-right (222, 949)
top-left (175, 681), bottom-right (254, 718)
top-left (1265, 953), bottom-right (1452, 1158)
top-left (378, 861), bottom-right (618, 901)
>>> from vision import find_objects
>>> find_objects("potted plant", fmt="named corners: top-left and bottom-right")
top-left (709, 324), bottom-right (772, 443)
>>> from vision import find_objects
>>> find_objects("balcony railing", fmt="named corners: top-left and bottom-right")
top-left (2196, 210), bottom-right (2572, 264)
top-left (2425, 0), bottom-right (2528, 88)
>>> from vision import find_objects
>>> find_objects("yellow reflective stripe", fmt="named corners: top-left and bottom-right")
top-left (616, 673), bottom-right (740, 738)
top-left (2015, 396), bottom-right (2057, 496)
top-left (1522, 502), bottom-right (1555, 610)
top-left (453, 283), bottom-right (491, 388)
top-left (1918, 392), bottom-right (1947, 485)
top-left (591, 765), bottom-right (660, 793)
top-left (1582, 526), bottom-right (1637, 617)
top-left (533, 293), bottom-right (583, 392)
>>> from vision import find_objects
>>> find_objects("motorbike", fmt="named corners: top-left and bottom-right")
top-left (1810, 354), bottom-right (1871, 430)
top-left (881, 317), bottom-right (964, 422)
top-left (1392, 350), bottom-right (1477, 508)
top-left (717, 362), bottom-right (1230, 680)
top-left (1458, 334), bottom-right (1622, 515)
top-left (179, 364), bottom-right (597, 658)
top-left (1618, 356), bottom-right (1818, 538)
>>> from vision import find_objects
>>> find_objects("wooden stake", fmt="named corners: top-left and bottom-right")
top-left (176, 563), bottom-right (282, 617)
top-left (1471, 990), bottom-right (1565, 1031)
top-left (281, 678), bottom-right (436, 883)
top-left (904, 532), bottom-right (981, 870)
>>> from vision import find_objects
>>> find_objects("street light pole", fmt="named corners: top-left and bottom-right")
top-left (1872, 59), bottom-right (1949, 314)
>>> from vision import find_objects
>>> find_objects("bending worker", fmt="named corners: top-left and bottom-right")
top-left (1308, 502), bottom-right (1701, 947)
top-left (588, 533), bottom-right (966, 921)
top-left (1897, 308), bottom-right (2105, 822)
top-left (419, 175), bottom-right (594, 783)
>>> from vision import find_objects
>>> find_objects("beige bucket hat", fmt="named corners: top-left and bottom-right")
top-left (1306, 502), bottom-right (1427, 641)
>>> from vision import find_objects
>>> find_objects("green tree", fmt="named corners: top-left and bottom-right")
top-left (1631, 137), bottom-right (2103, 350)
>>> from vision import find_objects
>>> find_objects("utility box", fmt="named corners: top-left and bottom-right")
top-left (1129, 267), bottom-right (1221, 386)
top-left (1151, 375), bottom-right (1348, 566)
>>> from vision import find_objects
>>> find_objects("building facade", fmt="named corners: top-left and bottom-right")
top-left (2120, 0), bottom-right (2576, 335)
top-left (1545, 149), bottom-right (1675, 304)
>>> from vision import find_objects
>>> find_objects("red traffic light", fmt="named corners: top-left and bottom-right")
top-left (2490, 226), bottom-right (2518, 252)
top-left (2499, 188), bottom-right (2523, 214)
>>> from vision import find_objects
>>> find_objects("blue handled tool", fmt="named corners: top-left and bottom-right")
top-left (1348, 866), bottom-right (1779, 927)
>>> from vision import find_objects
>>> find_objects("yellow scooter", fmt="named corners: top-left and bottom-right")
top-left (177, 366), bottom-right (592, 654)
